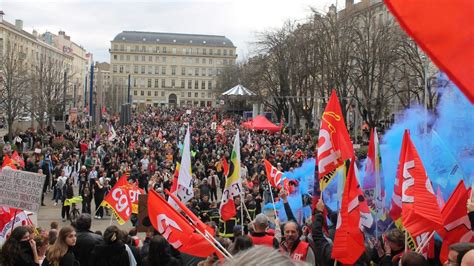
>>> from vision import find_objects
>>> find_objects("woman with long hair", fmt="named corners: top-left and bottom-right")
top-left (42, 226), bottom-right (78, 266)
top-left (143, 235), bottom-right (180, 266)
top-left (89, 225), bottom-right (130, 266)
top-left (0, 225), bottom-right (40, 266)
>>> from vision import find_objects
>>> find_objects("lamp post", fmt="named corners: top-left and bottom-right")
top-left (421, 54), bottom-right (429, 134)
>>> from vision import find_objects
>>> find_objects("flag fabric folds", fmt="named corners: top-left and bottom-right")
top-left (108, 125), bottom-right (117, 142)
top-left (219, 131), bottom-right (242, 221)
top-left (169, 127), bottom-right (194, 209)
top-left (100, 174), bottom-right (132, 225)
top-left (439, 180), bottom-right (473, 262)
top-left (148, 189), bottom-right (217, 258)
top-left (318, 89), bottom-right (354, 191)
top-left (385, 0), bottom-right (474, 103)
top-left (264, 159), bottom-right (283, 189)
top-left (331, 158), bottom-right (366, 264)
top-left (1, 155), bottom-right (17, 170)
top-left (399, 130), bottom-right (443, 237)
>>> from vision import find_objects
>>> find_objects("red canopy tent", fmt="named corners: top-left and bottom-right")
top-left (241, 115), bottom-right (282, 133)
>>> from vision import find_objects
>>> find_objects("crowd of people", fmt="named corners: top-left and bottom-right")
top-left (0, 106), bottom-right (473, 265)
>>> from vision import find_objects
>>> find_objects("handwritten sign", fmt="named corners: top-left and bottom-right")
top-left (0, 168), bottom-right (46, 213)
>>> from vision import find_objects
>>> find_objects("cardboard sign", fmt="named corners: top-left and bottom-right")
top-left (0, 168), bottom-right (46, 213)
top-left (137, 194), bottom-right (154, 232)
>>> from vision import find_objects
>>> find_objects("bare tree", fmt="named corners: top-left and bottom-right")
top-left (0, 43), bottom-right (29, 140)
top-left (348, 7), bottom-right (401, 128)
top-left (31, 53), bottom-right (72, 129)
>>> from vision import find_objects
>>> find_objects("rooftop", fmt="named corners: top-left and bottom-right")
top-left (112, 31), bottom-right (235, 48)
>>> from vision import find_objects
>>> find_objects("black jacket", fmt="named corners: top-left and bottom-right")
top-left (72, 230), bottom-right (103, 266)
top-left (42, 248), bottom-right (79, 266)
top-left (312, 212), bottom-right (333, 266)
top-left (89, 242), bottom-right (130, 266)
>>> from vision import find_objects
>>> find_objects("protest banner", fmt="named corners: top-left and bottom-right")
top-left (0, 167), bottom-right (46, 213)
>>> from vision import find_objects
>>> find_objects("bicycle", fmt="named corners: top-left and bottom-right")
top-left (64, 196), bottom-right (83, 223)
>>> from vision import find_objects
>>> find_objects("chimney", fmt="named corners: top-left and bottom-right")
top-left (32, 29), bottom-right (38, 37)
top-left (0, 11), bottom-right (4, 22)
top-left (15, 19), bottom-right (23, 30)
top-left (346, 0), bottom-right (354, 8)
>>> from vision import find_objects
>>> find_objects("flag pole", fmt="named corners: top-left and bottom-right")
top-left (193, 224), bottom-right (233, 260)
top-left (10, 209), bottom-right (18, 235)
top-left (268, 185), bottom-right (278, 219)
top-left (109, 209), bottom-right (113, 225)
top-left (415, 231), bottom-right (435, 253)
top-left (241, 198), bottom-right (253, 222)
top-left (240, 199), bottom-right (244, 235)
top-left (164, 189), bottom-right (234, 259)
top-left (405, 230), bottom-right (408, 252)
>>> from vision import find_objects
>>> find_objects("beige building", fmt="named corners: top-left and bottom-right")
top-left (93, 62), bottom-right (111, 120)
top-left (110, 31), bottom-right (237, 110)
top-left (39, 30), bottom-right (91, 110)
top-left (0, 11), bottom-right (91, 126)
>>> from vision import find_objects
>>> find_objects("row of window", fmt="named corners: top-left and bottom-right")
top-left (111, 54), bottom-right (233, 66)
top-left (112, 44), bottom-right (234, 57)
top-left (112, 65), bottom-right (223, 76)
top-left (133, 90), bottom-right (213, 99)
top-left (145, 101), bottom-right (213, 108)
top-left (131, 78), bottom-right (214, 90)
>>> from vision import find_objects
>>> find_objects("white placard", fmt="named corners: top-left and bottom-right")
top-left (0, 168), bottom-right (46, 213)
top-left (186, 109), bottom-right (192, 115)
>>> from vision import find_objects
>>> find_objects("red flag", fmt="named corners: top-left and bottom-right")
top-left (436, 186), bottom-right (446, 209)
top-left (389, 132), bottom-right (408, 222)
top-left (165, 190), bottom-right (214, 236)
top-left (1, 155), bottom-right (17, 170)
top-left (100, 174), bottom-right (132, 224)
top-left (148, 189), bottom-right (217, 258)
top-left (331, 158), bottom-right (366, 264)
top-left (11, 151), bottom-right (25, 168)
top-left (264, 159), bottom-right (282, 188)
top-left (222, 157), bottom-right (229, 178)
top-left (318, 89), bottom-right (354, 191)
top-left (170, 163), bottom-right (180, 194)
top-left (439, 181), bottom-right (473, 262)
top-left (385, 0), bottom-right (474, 103)
top-left (400, 130), bottom-right (443, 237)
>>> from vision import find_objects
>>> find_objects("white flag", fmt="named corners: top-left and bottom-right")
top-left (108, 125), bottom-right (117, 141)
top-left (169, 126), bottom-right (194, 208)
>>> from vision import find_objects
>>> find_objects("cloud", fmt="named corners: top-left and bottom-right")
top-left (2, 0), bottom-right (336, 62)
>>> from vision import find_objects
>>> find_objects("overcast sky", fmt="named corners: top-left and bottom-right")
top-left (2, 0), bottom-right (345, 62)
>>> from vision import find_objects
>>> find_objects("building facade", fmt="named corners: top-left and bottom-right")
top-left (39, 30), bottom-right (90, 110)
top-left (0, 11), bottom-right (91, 127)
top-left (110, 31), bottom-right (237, 110)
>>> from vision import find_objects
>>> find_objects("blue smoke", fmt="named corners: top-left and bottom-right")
top-left (282, 158), bottom-right (316, 195)
top-left (381, 74), bottom-right (474, 207)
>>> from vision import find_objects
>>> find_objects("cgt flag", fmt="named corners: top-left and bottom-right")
top-left (331, 158), bottom-right (367, 264)
top-left (439, 180), bottom-right (473, 262)
top-left (264, 159), bottom-right (283, 189)
top-left (219, 130), bottom-right (242, 221)
top-left (148, 189), bottom-right (218, 258)
top-left (100, 174), bottom-right (132, 225)
top-left (318, 89), bottom-right (354, 191)
top-left (400, 130), bottom-right (443, 237)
